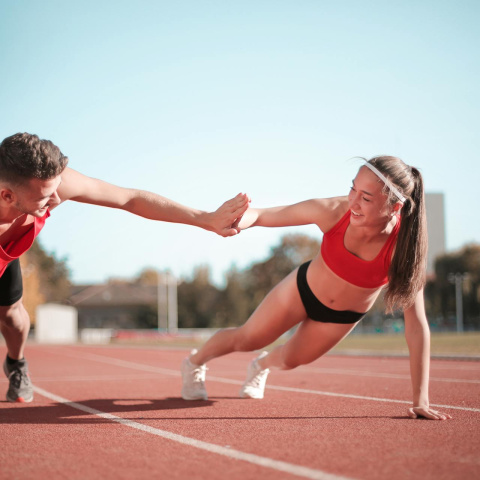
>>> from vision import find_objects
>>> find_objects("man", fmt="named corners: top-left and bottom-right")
top-left (0, 132), bottom-right (249, 403)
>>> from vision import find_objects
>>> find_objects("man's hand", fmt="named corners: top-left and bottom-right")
top-left (207, 193), bottom-right (250, 237)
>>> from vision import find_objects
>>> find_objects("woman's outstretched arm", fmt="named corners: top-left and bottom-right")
top-left (404, 290), bottom-right (452, 420)
top-left (238, 196), bottom-right (347, 232)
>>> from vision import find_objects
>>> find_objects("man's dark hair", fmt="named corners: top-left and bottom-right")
top-left (0, 133), bottom-right (68, 185)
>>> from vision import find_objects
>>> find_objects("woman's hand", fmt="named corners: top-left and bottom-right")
top-left (207, 192), bottom-right (251, 237)
top-left (407, 405), bottom-right (452, 420)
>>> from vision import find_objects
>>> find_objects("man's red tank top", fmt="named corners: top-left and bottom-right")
top-left (320, 209), bottom-right (400, 288)
top-left (0, 210), bottom-right (50, 277)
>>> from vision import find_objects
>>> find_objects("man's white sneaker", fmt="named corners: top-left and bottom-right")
top-left (181, 349), bottom-right (208, 401)
top-left (239, 351), bottom-right (270, 399)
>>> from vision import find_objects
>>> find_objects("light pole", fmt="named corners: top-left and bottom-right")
top-left (168, 272), bottom-right (178, 333)
top-left (157, 270), bottom-right (168, 331)
top-left (448, 272), bottom-right (468, 333)
top-left (157, 270), bottom-right (178, 333)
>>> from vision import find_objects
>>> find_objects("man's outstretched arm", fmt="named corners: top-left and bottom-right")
top-left (57, 167), bottom-right (249, 237)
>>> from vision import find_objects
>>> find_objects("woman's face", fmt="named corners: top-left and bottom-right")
top-left (348, 166), bottom-right (399, 227)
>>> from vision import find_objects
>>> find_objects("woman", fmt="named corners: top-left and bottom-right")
top-left (181, 156), bottom-right (451, 420)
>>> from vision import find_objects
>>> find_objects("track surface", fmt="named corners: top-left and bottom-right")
top-left (0, 345), bottom-right (479, 480)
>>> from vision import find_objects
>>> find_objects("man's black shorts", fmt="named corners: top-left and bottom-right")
top-left (0, 259), bottom-right (23, 306)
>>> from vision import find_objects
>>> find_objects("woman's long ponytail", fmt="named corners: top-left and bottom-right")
top-left (384, 166), bottom-right (428, 312)
top-left (366, 157), bottom-right (428, 312)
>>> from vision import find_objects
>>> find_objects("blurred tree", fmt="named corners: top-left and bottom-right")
top-left (176, 234), bottom-right (321, 329)
top-left (177, 265), bottom-right (221, 328)
top-left (27, 240), bottom-right (71, 302)
top-left (20, 240), bottom-right (71, 324)
top-left (19, 255), bottom-right (45, 325)
top-left (135, 268), bottom-right (159, 285)
top-left (426, 243), bottom-right (480, 329)
top-left (243, 234), bottom-right (321, 315)
top-left (176, 237), bottom-right (479, 331)
top-left (136, 305), bottom-right (158, 329)
top-left (212, 266), bottom-right (250, 328)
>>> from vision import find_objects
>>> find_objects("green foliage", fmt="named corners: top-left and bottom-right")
top-left (177, 266), bottom-right (221, 328)
top-left (242, 234), bottom-right (321, 312)
top-left (425, 243), bottom-right (480, 328)
top-left (212, 266), bottom-right (250, 328)
top-left (134, 268), bottom-right (159, 285)
top-left (27, 240), bottom-right (71, 303)
top-left (176, 236), bottom-right (480, 331)
top-left (177, 234), bottom-right (321, 329)
top-left (136, 305), bottom-right (158, 329)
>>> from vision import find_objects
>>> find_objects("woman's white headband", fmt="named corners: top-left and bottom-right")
top-left (363, 162), bottom-right (406, 203)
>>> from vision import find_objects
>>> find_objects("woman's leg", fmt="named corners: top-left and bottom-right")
top-left (258, 318), bottom-right (358, 371)
top-left (190, 268), bottom-right (307, 366)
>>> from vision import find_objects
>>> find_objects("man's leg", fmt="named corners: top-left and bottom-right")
top-left (0, 259), bottom-right (34, 403)
top-left (0, 299), bottom-right (31, 360)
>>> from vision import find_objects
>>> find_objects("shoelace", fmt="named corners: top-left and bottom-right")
top-left (192, 366), bottom-right (207, 383)
top-left (248, 363), bottom-right (267, 388)
top-left (8, 368), bottom-right (30, 389)
top-left (249, 371), bottom-right (266, 388)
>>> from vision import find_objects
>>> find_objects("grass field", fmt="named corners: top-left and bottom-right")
top-left (332, 332), bottom-right (480, 356)
top-left (107, 331), bottom-right (480, 357)
top-left (4, 331), bottom-right (478, 358)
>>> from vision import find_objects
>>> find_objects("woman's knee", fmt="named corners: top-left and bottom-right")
top-left (278, 346), bottom-right (317, 370)
top-left (234, 328), bottom-right (267, 352)
top-left (279, 356), bottom-right (302, 370)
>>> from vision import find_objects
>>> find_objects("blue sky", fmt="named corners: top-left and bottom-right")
top-left (1, 1), bottom-right (479, 285)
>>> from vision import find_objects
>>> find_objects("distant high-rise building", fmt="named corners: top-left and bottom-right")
top-left (425, 193), bottom-right (446, 275)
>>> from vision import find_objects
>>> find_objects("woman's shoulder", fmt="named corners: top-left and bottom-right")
top-left (316, 196), bottom-right (349, 233)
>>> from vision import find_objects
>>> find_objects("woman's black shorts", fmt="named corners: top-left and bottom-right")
top-left (296, 261), bottom-right (366, 324)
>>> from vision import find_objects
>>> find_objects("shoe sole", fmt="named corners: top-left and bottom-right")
top-left (6, 394), bottom-right (34, 403)
top-left (181, 379), bottom-right (208, 401)
top-left (4, 361), bottom-right (34, 403)
top-left (239, 388), bottom-right (264, 399)
top-left (181, 394), bottom-right (208, 401)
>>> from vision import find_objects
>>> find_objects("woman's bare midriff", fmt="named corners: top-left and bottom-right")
top-left (306, 252), bottom-right (384, 313)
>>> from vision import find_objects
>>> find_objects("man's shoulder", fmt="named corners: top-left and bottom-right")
top-left (57, 167), bottom-right (82, 201)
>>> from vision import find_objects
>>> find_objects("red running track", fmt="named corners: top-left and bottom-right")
top-left (0, 344), bottom-right (479, 480)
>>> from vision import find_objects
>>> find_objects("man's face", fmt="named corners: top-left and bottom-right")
top-left (12, 176), bottom-right (62, 217)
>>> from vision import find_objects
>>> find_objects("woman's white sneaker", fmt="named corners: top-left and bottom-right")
top-left (181, 350), bottom-right (208, 401)
top-left (239, 351), bottom-right (270, 399)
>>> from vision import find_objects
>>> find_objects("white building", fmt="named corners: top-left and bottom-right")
top-left (425, 193), bottom-right (446, 276)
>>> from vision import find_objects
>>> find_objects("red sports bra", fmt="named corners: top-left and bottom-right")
top-left (0, 210), bottom-right (50, 277)
top-left (320, 209), bottom-right (400, 288)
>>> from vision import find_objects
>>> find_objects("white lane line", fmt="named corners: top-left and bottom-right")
top-left (46, 350), bottom-right (480, 414)
top-left (431, 365), bottom-right (480, 372)
top-left (301, 367), bottom-right (480, 384)
top-left (33, 386), bottom-right (353, 480)
top-left (23, 374), bottom-right (160, 383)
top-left (206, 376), bottom-right (480, 413)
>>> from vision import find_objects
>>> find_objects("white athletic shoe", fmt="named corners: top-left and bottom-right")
top-left (181, 349), bottom-right (208, 401)
top-left (239, 351), bottom-right (270, 399)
